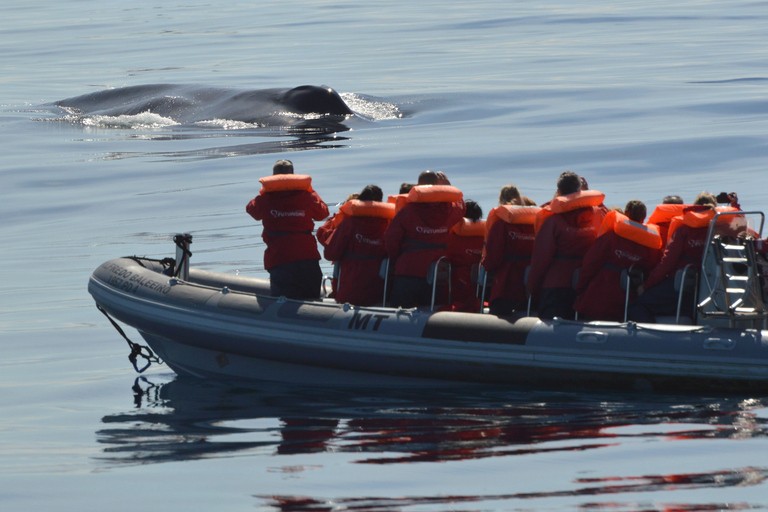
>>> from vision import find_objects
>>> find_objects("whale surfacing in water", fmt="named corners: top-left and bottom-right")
top-left (54, 84), bottom-right (354, 126)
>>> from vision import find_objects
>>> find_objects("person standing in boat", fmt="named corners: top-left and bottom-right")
top-left (246, 159), bottom-right (329, 300)
top-left (384, 170), bottom-right (466, 308)
top-left (482, 185), bottom-right (539, 316)
top-left (444, 200), bottom-right (485, 312)
top-left (526, 171), bottom-right (607, 320)
top-left (323, 185), bottom-right (394, 306)
top-left (627, 192), bottom-right (719, 323)
top-left (573, 200), bottom-right (662, 321)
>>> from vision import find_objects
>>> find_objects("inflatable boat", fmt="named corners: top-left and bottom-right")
top-left (88, 211), bottom-right (768, 392)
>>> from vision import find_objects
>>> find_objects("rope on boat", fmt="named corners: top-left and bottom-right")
top-left (96, 304), bottom-right (163, 373)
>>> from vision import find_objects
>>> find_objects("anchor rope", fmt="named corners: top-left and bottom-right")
top-left (96, 304), bottom-right (163, 373)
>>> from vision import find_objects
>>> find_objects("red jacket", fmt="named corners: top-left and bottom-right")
top-left (323, 216), bottom-right (389, 306)
top-left (384, 201), bottom-right (466, 278)
top-left (527, 205), bottom-right (606, 295)
top-left (246, 189), bottom-right (329, 270)
top-left (574, 231), bottom-right (661, 321)
top-left (446, 221), bottom-right (485, 310)
top-left (482, 221), bottom-right (536, 303)
top-left (643, 224), bottom-right (708, 290)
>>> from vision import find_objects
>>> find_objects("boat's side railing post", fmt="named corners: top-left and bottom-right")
top-left (428, 256), bottom-right (451, 311)
top-left (524, 266), bottom-right (532, 317)
top-left (475, 264), bottom-right (489, 313)
top-left (675, 264), bottom-right (698, 325)
top-left (621, 265), bottom-right (643, 323)
top-left (173, 233), bottom-right (192, 281)
top-left (380, 258), bottom-right (390, 307)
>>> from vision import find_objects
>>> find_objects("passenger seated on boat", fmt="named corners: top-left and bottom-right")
top-left (574, 200), bottom-right (662, 321)
top-left (627, 192), bottom-right (718, 323)
top-left (527, 171), bottom-right (608, 320)
top-left (323, 185), bottom-right (394, 307)
top-left (482, 185), bottom-right (539, 316)
top-left (384, 170), bottom-right (466, 308)
top-left (648, 197), bottom-right (689, 250)
top-left (316, 192), bottom-right (359, 299)
top-left (443, 200), bottom-right (485, 312)
top-left (246, 159), bottom-right (329, 300)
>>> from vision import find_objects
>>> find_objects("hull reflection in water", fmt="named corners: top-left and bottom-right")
top-left (97, 376), bottom-right (768, 466)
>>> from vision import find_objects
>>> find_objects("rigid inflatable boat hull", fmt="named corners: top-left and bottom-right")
top-left (88, 257), bottom-right (768, 392)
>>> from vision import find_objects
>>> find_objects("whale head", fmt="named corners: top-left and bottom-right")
top-left (280, 85), bottom-right (353, 116)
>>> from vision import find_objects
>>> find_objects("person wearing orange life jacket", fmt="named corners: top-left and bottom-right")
top-left (444, 200), bottom-right (485, 312)
top-left (315, 191), bottom-right (360, 299)
top-left (482, 185), bottom-right (539, 316)
top-left (627, 191), bottom-right (719, 323)
top-left (316, 192), bottom-right (359, 250)
top-left (647, 195), bottom-right (687, 250)
top-left (527, 171), bottom-right (608, 320)
top-left (384, 170), bottom-right (466, 308)
top-left (323, 185), bottom-right (394, 306)
top-left (246, 160), bottom-right (329, 300)
top-left (573, 200), bottom-right (662, 321)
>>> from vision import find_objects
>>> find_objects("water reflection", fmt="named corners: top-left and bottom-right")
top-left (97, 376), bottom-right (768, 467)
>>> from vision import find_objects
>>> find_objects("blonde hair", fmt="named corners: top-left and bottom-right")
top-left (694, 191), bottom-right (717, 208)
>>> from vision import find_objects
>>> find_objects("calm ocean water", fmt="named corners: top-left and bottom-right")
top-left (3, 1), bottom-right (768, 510)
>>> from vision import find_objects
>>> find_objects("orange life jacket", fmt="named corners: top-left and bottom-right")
top-left (666, 206), bottom-right (739, 239)
top-left (535, 190), bottom-right (605, 234)
top-left (450, 218), bottom-right (487, 237)
top-left (339, 199), bottom-right (396, 220)
top-left (259, 174), bottom-right (313, 194)
top-left (486, 205), bottom-right (540, 235)
top-left (406, 185), bottom-right (464, 204)
top-left (648, 203), bottom-right (688, 226)
top-left (598, 211), bottom-right (662, 249)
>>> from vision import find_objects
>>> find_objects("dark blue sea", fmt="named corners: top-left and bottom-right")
top-left (4, 1), bottom-right (768, 510)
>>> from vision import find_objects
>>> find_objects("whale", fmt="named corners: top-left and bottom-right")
top-left (53, 84), bottom-right (354, 126)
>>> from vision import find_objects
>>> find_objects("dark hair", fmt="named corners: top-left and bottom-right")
top-left (272, 159), bottom-right (294, 175)
top-left (498, 184), bottom-right (522, 205)
top-left (418, 170), bottom-right (439, 185)
top-left (624, 200), bottom-right (646, 223)
top-left (358, 185), bottom-right (383, 202)
top-left (435, 171), bottom-right (450, 185)
top-left (399, 183), bottom-right (415, 194)
top-left (464, 200), bottom-right (483, 222)
top-left (557, 171), bottom-right (581, 195)
top-left (662, 195), bottom-right (684, 204)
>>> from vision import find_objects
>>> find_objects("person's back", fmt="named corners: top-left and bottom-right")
top-left (384, 170), bottom-right (465, 308)
top-left (445, 200), bottom-right (485, 312)
top-left (628, 191), bottom-right (717, 323)
top-left (246, 160), bottom-right (329, 299)
top-left (574, 201), bottom-right (661, 321)
top-left (527, 171), bottom-right (607, 319)
top-left (482, 185), bottom-right (539, 316)
top-left (323, 186), bottom-right (393, 306)
top-left (483, 208), bottom-right (538, 316)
